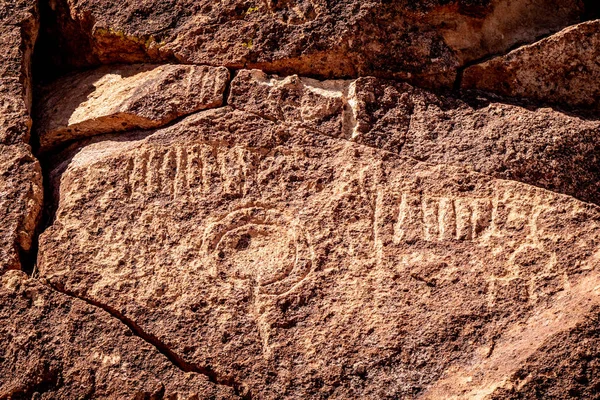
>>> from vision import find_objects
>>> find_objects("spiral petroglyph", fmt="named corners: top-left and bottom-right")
top-left (202, 207), bottom-right (313, 296)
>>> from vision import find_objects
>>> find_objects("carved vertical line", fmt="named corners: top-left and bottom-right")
top-left (162, 148), bottom-right (177, 198)
top-left (394, 192), bottom-right (422, 244)
top-left (455, 198), bottom-right (473, 241)
top-left (174, 146), bottom-right (188, 197)
top-left (148, 148), bottom-right (163, 194)
top-left (201, 146), bottom-right (216, 195)
top-left (131, 149), bottom-right (150, 197)
top-left (438, 197), bottom-right (456, 241)
top-left (186, 144), bottom-right (203, 194)
top-left (422, 196), bottom-right (439, 241)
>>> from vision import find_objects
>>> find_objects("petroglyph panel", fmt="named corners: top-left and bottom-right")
top-left (38, 110), bottom-right (600, 398)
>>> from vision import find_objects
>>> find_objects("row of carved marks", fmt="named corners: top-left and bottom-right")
top-left (394, 192), bottom-right (493, 243)
top-left (356, 177), bottom-right (600, 308)
top-left (67, 143), bottom-right (263, 202)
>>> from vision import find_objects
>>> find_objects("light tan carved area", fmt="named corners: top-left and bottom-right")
top-left (202, 207), bottom-right (313, 295)
top-left (36, 109), bottom-right (600, 397)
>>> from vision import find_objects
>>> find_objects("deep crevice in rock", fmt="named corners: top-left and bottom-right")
top-left (222, 67), bottom-right (235, 106)
top-left (18, 237), bottom-right (38, 276)
top-left (45, 281), bottom-right (252, 399)
top-left (583, 0), bottom-right (600, 20)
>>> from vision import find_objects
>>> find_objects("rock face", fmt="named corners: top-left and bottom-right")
top-left (39, 0), bottom-right (585, 87)
top-left (0, 270), bottom-right (237, 399)
top-left (38, 107), bottom-right (600, 398)
top-left (3, 0), bottom-right (600, 398)
top-left (230, 70), bottom-right (600, 205)
top-left (36, 64), bottom-right (229, 151)
top-left (463, 20), bottom-right (600, 109)
top-left (0, 144), bottom-right (42, 272)
top-left (0, 0), bottom-right (42, 272)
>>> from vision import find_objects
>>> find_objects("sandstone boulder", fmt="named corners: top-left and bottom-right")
top-left (35, 64), bottom-right (230, 151)
top-left (39, 0), bottom-right (585, 87)
top-left (38, 107), bottom-right (600, 398)
top-left (463, 20), bottom-right (600, 109)
top-left (0, 270), bottom-right (238, 398)
top-left (230, 70), bottom-right (600, 205)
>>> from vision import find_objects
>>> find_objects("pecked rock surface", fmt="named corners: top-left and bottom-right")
top-left (39, 0), bottom-right (586, 87)
top-left (35, 64), bottom-right (230, 151)
top-left (0, 0), bottom-right (42, 272)
top-left (0, 270), bottom-right (238, 399)
top-left (38, 107), bottom-right (600, 398)
top-left (463, 19), bottom-right (600, 109)
top-left (4, 0), bottom-right (600, 397)
top-left (488, 306), bottom-right (600, 399)
top-left (230, 70), bottom-right (600, 205)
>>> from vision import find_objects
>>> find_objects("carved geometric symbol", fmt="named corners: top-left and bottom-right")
top-left (202, 207), bottom-right (313, 295)
top-left (394, 192), bottom-right (493, 243)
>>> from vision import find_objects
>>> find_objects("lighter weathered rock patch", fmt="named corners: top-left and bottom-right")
top-left (36, 64), bottom-right (229, 151)
top-left (463, 20), bottom-right (600, 109)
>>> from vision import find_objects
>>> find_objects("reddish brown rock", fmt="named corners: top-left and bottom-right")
top-left (489, 307), bottom-right (600, 399)
top-left (463, 20), bottom-right (600, 109)
top-left (0, 0), bottom-right (43, 273)
top-left (0, 0), bottom-right (36, 145)
top-left (0, 270), bottom-right (238, 398)
top-left (3, 0), bottom-right (600, 396)
top-left (35, 64), bottom-right (230, 151)
top-left (230, 70), bottom-right (600, 205)
top-left (38, 107), bottom-right (600, 398)
top-left (0, 144), bottom-right (42, 272)
top-left (39, 0), bottom-right (585, 87)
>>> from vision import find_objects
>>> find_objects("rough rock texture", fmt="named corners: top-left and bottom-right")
top-left (0, 270), bottom-right (237, 399)
top-left (38, 107), bottom-right (600, 398)
top-left (230, 70), bottom-right (600, 205)
top-left (39, 0), bottom-right (586, 87)
top-left (0, 0), bottom-right (43, 272)
top-left (4, 0), bottom-right (600, 397)
top-left (0, 144), bottom-right (42, 272)
top-left (35, 64), bottom-right (230, 151)
top-left (463, 20), bottom-right (600, 109)
top-left (488, 307), bottom-right (600, 399)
